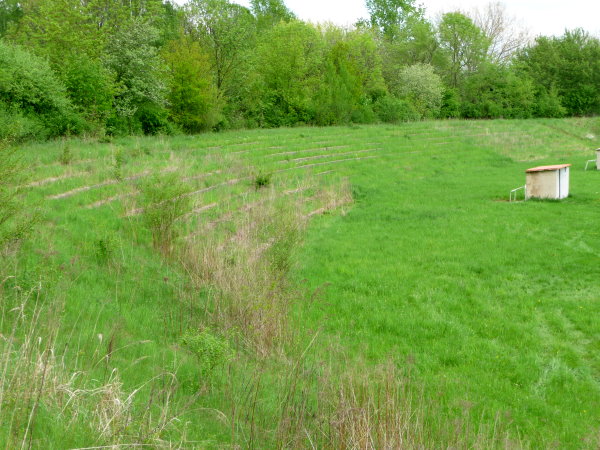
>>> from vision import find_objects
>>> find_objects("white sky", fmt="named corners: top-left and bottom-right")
top-left (226, 0), bottom-right (600, 37)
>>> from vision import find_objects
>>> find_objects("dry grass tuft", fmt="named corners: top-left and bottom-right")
top-left (0, 284), bottom-right (186, 448)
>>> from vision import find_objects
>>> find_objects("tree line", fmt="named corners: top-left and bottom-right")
top-left (0, 0), bottom-right (599, 141)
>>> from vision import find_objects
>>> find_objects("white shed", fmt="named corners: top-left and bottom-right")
top-left (525, 164), bottom-right (571, 200)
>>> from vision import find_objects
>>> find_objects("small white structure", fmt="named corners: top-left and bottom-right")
top-left (525, 164), bottom-right (571, 200)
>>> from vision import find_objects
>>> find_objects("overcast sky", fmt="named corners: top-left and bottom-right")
top-left (226, 0), bottom-right (600, 37)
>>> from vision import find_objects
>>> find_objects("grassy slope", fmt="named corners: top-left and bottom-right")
top-left (295, 118), bottom-right (600, 446)
top-left (3, 117), bottom-right (600, 447)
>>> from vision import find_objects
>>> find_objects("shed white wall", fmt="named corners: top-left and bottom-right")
top-left (558, 167), bottom-right (569, 199)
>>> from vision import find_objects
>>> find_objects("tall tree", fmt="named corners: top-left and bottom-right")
top-left (185, 0), bottom-right (256, 93)
top-left (468, 2), bottom-right (530, 65)
top-left (248, 21), bottom-right (325, 126)
top-left (0, 0), bottom-right (22, 37)
top-left (438, 12), bottom-right (489, 88)
top-left (10, 0), bottom-right (104, 60)
top-left (365, 0), bottom-right (422, 39)
top-left (162, 34), bottom-right (221, 132)
top-left (104, 19), bottom-right (168, 132)
top-left (250, 0), bottom-right (294, 30)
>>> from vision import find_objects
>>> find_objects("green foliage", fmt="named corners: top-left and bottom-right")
top-left (0, 101), bottom-right (45, 142)
top-left (439, 88), bottom-right (461, 119)
top-left (517, 29), bottom-right (600, 116)
top-left (250, 21), bottom-right (324, 127)
top-left (250, 0), bottom-right (295, 30)
top-left (253, 172), bottom-right (271, 189)
top-left (0, 39), bottom-right (80, 138)
top-left (180, 329), bottom-right (234, 376)
top-left (313, 49), bottom-right (360, 126)
top-left (1, 0), bottom-right (600, 140)
top-left (438, 12), bottom-right (490, 88)
top-left (460, 64), bottom-right (535, 119)
top-left (0, 0), bottom-right (22, 37)
top-left (533, 87), bottom-right (567, 118)
top-left (62, 55), bottom-right (115, 127)
top-left (10, 0), bottom-right (104, 62)
top-left (366, 0), bottom-right (423, 39)
top-left (393, 63), bottom-right (443, 118)
top-left (314, 27), bottom-right (386, 126)
top-left (373, 95), bottom-right (419, 122)
top-left (139, 173), bottom-right (192, 254)
top-left (162, 35), bottom-right (221, 132)
top-left (104, 19), bottom-right (168, 134)
top-left (186, 0), bottom-right (256, 92)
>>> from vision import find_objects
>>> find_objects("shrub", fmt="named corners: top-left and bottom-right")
top-left (394, 63), bottom-right (444, 118)
top-left (139, 174), bottom-right (192, 255)
top-left (534, 87), bottom-right (567, 118)
top-left (162, 35), bottom-right (222, 133)
top-left (253, 173), bottom-right (272, 190)
top-left (180, 329), bottom-right (234, 376)
top-left (0, 40), bottom-right (80, 139)
top-left (460, 65), bottom-right (535, 119)
top-left (373, 96), bottom-right (420, 123)
top-left (135, 102), bottom-right (170, 136)
top-left (0, 101), bottom-right (45, 142)
top-left (62, 55), bottom-right (114, 128)
top-left (440, 89), bottom-right (461, 119)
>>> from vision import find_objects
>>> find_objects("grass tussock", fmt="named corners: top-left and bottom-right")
top-left (312, 364), bottom-right (524, 449)
top-left (0, 284), bottom-right (187, 448)
top-left (181, 187), bottom-right (311, 355)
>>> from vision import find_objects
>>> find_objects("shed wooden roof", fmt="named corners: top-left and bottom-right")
top-left (525, 164), bottom-right (571, 173)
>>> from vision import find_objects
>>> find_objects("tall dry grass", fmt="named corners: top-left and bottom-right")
top-left (180, 185), bottom-right (310, 355)
top-left (0, 281), bottom-right (187, 448)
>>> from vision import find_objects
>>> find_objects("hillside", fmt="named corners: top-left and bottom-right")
top-left (1, 117), bottom-right (600, 448)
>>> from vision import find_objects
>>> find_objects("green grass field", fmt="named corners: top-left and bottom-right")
top-left (2, 118), bottom-right (600, 448)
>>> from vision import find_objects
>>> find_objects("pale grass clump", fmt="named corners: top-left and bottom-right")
top-left (180, 178), bottom-right (353, 355)
top-left (181, 189), bottom-right (307, 355)
top-left (268, 359), bottom-right (526, 449)
top-left (315, 364), bottom-right (525, 449)
top-left (310, 177), bottom-right (353, 217)
top-left (0, 283), bottom-right (185, 448)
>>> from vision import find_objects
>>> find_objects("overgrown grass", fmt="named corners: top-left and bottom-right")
top-left (2, 118), bottom-right (599, 448)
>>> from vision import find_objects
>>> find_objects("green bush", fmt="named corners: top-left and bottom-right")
top-left (180, 329), bottom-right (234, 376)
top-left (394, 63), bottom-right (443, 118)
top-left (139, 174), bottom-right (192, 255)
top-left (0, 40), bottom-right (81, 139)
top-left (62, 55), bottom-right (114, 128)
top-left (162, 36), bottom-right (221, 133)
top-left (253, 173), bottom-right (272, 189)
top-left (534, 88), bottom-right (567, 118)
top-left (440, 89), bottom-right (461, 119)
top-left (0, 101), bottom-right (45, 142)
top-left (460, 66), bottom-right (535, 119)
top-left (135, 102), bottom-right (170, 136)
top-left (373, 96), bottom-right (420, 123)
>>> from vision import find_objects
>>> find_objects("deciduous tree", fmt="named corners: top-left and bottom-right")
top-left (438, 12), bottom-right (489, 88)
